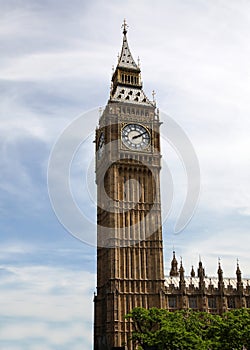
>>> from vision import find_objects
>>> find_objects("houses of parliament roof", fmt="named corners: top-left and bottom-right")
top-left (165, 251), bottom-right (249, 291)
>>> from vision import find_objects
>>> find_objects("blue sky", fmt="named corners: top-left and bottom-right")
top-left (1, 0), bottom-right (250, 348)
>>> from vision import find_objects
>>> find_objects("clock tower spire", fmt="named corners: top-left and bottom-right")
top-left (110, 20), bottom-right (152, 105)
top-left (94, 22), bottom-right (164, 350)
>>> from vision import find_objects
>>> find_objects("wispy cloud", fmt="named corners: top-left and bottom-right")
top-left (0, 264), bottom-right (95, 348)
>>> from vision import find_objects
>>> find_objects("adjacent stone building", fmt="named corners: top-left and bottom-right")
top-left (165, 252), bottom-right (250, 313)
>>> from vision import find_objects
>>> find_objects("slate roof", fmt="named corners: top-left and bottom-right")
top-left (111, 86), bottom-right (153, 106)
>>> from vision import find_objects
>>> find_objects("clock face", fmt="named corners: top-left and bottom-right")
top-left (97, 132), bottom-right (105, 159)
top-left (121, 124), bottom-right (150, 150)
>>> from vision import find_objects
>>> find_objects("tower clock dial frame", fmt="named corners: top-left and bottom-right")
top-left (121, 123), bottom-right (151, 151)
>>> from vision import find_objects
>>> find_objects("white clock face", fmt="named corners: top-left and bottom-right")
top-left (121, 124), bottom-right (150, 150)
top-left (97, 132), bottom-right (105, 159)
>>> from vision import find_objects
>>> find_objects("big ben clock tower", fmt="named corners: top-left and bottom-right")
top-left (94, 21), bottom-right (165, 350)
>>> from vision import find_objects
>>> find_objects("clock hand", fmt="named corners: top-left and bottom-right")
top-left (132, 131), bottom-right (148, 140)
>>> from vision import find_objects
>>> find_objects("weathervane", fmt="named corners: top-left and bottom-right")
top-left (122, 19), bottom-right (128, 34)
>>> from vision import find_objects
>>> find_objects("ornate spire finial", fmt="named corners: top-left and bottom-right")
top-left (122, 19), bottom-right (128, 35)
top-left (218, 257), bottom-right (222, 271)
top-left (152, 90), bottom-right (156, 103)
top-left (137, 56), bottom-right (140, 67)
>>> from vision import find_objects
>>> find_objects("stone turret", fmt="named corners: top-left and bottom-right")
top-left (217, 260), bottom-right (224, 295)
top-left (179, 259), bottom-right (186, 290)
top-left (190, 265), bottom-right (195, 278)
top-left (236, 260), bottom-right (243, 292)
top-left (170, 251), bottom-right (179, 277)
top-left (198, 260), bottom-right (205, 291)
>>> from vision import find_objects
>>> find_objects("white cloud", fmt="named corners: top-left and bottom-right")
top-left (0, 322), bottom-right (87, 344)
top-left (0, 264), bottom-right (95, 348)
top-left (164, 226), bottom-right (250, 279)
top-left (0, 51), bottom-right (111, 82)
